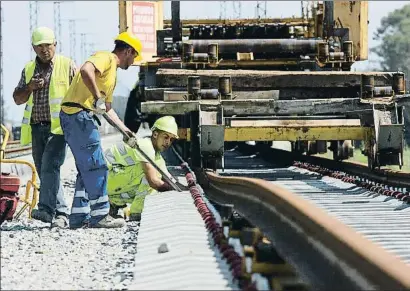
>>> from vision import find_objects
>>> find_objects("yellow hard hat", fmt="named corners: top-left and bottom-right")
top-left (32, 27), bottom-right (56, 46)
top-left (115, 32), bottom-right (143, 62)
top-left (151, 116), bottom-right (179, 139)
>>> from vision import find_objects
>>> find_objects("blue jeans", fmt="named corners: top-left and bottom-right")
top-left (31, 123), bottom-right (69, 217)
top-left (59, 110), bottom-right (109, 227)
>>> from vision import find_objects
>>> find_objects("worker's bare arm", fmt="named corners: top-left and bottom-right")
top-left (13, 86), bottom-right (32, 105)
top-left (69, 60), bottom-right (78, 85)
top-left (142, 162), bottom-right (173, 192)
top-left (13, 70), bottom-right (43, 105)
top-left (80, 62), bottom-right (102, 100)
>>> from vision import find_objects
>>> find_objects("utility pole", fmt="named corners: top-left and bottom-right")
top-left (232, 2), bottom-right (241, 19)
top-left (87, 42), bottom-right (96, 57)
top-left (53, 1), bottom-right (62, 53)
top-left (62, 18), bottom-right (87, 65)
top-left (80, 33), bottom-right (86, 63)
top-left (29, 1), bottom-right (39, 59)
top-left (255, 1), bottom-right (267, 19)
top-left (78, 32), bottom-right (97, 63)
top-left (219, 1), bottom-right (227, 20)
top-left (301, 1), bottom-right (311, 20)
top-left (69, 20), bottom-right (77, 62)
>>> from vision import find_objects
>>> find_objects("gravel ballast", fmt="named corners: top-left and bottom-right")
top-left (1, 134), bottom-right (140, 290)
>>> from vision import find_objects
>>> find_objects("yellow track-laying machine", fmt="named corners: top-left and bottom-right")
top-left (119, 1), bottom-right (409, 170)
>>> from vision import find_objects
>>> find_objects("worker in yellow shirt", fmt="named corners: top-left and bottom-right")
top-left (59, 32), bottom-right (142, 229)
top-left (105, 116), bottom-right (188, 221)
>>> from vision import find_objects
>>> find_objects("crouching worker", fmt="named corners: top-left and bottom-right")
top-left (105, 116), bottom-right (187, 221)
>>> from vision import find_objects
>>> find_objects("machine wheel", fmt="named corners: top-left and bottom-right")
top-left (307, 141), bottom-right (318, 155)
top-left (367, 144), bottom-right (379, 170)
top-left (331, 141), bottom-right (341, 161)
top-left (332, 140), bottom-right (354, 161)
top-left (342, 140), bottom-right (354, 159)
top-left (291, 141), bottom-right (308, 154)
top-left (316, 141), bottom-right (328, 154)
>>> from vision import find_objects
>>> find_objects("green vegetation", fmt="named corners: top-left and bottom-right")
top-left (372, 4), bottom-right (410, 145)
top-left (372, 4), bottom-right (410, 78)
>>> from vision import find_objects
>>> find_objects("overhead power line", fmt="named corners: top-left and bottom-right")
top-left (219, 1), bottom-right (227, 20)
top-left (255, 1), bottom-right (267, 19)
top-left (53, 1), bottom-right (62, 53)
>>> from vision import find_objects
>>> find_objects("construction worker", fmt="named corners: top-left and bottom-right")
top-left (12, 27), bottom-right (77, 228)
top-left (105, 116), bottom-right (188, 221)
top-left (59, 32), bottom-right (142, 229)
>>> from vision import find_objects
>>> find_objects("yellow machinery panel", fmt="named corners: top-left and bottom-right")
top-left (118, 0), bottom-right (164, 65)
top-left (177, 126), bottom-right (373, 142)
top-left (333, 1), bottom-right (368, 61)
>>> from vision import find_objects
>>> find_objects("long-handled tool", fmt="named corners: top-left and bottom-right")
top-left (102, 112), bottom-right (183, 192)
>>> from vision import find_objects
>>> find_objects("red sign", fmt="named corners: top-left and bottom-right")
top-left (131, 2), bottom-right (156, 53)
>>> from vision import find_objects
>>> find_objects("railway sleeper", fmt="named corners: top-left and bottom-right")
top-left (293, 161), bottom-right (410, 205)
top-left (129, 166), bottom-right (307, 290)
top-left (206, 193), bottom-right (306, 289)
top-left (200, 149), bottom-right (410, 290)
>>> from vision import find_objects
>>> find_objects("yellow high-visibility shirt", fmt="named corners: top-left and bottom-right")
top-left (61, 51), bottom-right (118, 114)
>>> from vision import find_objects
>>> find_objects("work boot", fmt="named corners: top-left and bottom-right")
top-left (51, 215), bottom-right (69, 229)
top-left (91, 215), bottom-right (125, 228)
top-left (69, 220), bottom-right (90, 230)
top-left (128, 213), bottom-right (141, 222)
top-left (109, 204), bottom-right (126, 219)
top-left (31, 209), bottom-right (53, 223)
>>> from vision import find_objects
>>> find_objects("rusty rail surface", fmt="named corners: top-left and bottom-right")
top-left (199, 170), bottom-right (410, 290)
top-left (237, 144), bottom-right (410, 189)
top-left (4, 145), bottom-right (33, 158)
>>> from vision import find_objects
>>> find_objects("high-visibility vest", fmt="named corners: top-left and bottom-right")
top-left (105, 140), bottom-right (168, 198)
top-left (20, 55), bottom-right (71, 145)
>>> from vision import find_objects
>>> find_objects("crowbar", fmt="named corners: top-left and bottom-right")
top-left (102, 112), bottom-right (183, 192)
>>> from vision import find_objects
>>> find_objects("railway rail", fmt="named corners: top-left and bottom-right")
top-left (194, 148), bottom-right (410, 290)
top-left (3, 145), bottom-right (32, 159)
top-left (0, 139), bottom-right (32, 159)
top-left (6, 140), bottom-right (20, 146)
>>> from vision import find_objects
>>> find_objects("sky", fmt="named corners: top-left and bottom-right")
top-left (1, 1), bottom-right (409, 124)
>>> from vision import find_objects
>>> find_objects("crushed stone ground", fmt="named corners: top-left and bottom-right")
top-left (1, 134), bottom-right (140, 290)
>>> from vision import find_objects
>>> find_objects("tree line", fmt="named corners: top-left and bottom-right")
top-left (372, 4), bottom-right (410, 145)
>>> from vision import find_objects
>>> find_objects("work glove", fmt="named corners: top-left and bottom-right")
top-left (93, 98), bottom-right (106, 115)
top-left (124, 130), bottom-right (138, 147)
top-left (126, 137), bottom-right (138, 148)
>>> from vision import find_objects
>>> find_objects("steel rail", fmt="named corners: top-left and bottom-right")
top-left (199, 171), bottom-right (410, 290)
top-left (3, 146), bottom-right (33, 159)
top-left (238, 144), bottom-right (410, 189)
top-left (301, 157), bottom-right (410, 189)
top-left (4, 146), bottom-right (32, 154)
